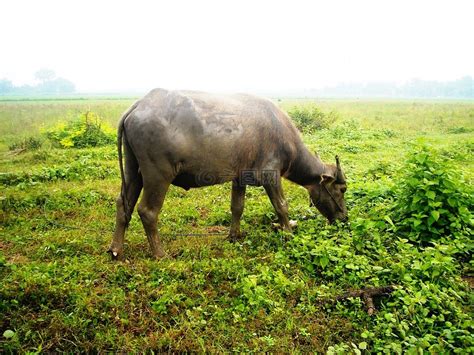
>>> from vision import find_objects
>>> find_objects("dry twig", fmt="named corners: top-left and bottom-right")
top-left (324, 286), bottom-right (396, 315)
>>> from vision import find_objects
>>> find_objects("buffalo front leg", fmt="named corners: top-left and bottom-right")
top-left (264, 181), bottom-right (292, 232)
top-left (137, 181), bottom-right (170, 260)
top-left (109, 175), bottom-right (143, 260)
top-left (228, 180), bottom-right (246, 242)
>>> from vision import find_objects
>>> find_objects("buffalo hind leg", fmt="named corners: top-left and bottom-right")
top-left (228, 180), bottom-right (246, 242)
top-left (109, 164), bottom-right (142, 260)
top-left (264, 181), bottom-right (292, 232)
top-left (137, 180), bottom-right (170, 259)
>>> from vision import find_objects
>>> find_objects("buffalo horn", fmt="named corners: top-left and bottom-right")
top-left (335, 155), bottom-right (345, 183)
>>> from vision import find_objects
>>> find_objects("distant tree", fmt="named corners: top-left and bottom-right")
top-left (34, 68), bottom-right (56, 83)
top-left (315, 77), bottom-right (474, 98)
top-left (457, 76), bottom-right (473, 98)
top-left (37, 77), bottom-right (75, 94)
top-left (0, 79), bottom-right (13, 94)
top-left (54, 77), bottom-right (75, 93)
top-left (53, 77), bottom-right (75, 93)
top-left (16, 85), bottom-right (35, 95)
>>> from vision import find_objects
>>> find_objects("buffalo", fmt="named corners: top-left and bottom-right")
top-left (109, 89), bottom-right (347, 260)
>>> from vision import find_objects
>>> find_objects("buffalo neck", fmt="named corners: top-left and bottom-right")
top-left (285, 143), bottom-right (325, 186)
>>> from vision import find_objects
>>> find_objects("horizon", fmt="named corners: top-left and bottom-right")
top-left (1, 76), bottom-right (472, 99)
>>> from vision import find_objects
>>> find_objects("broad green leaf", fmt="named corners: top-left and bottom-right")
top-left (428, 216), bottom-right (435, 226)
top-left (384, 215), bottom-right (395, 227)
top-left (320, 255), bottom-right (329, 269)
top-left (3, 330), bottom-right (14, 339)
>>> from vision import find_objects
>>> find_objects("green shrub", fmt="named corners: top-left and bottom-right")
top-left (393, 145), bottom-right (473, 245)
top-left (45, 111), bottom-right (115, 148)
top-left (287, 104), bottom-right (337, 132)
top-left (8, 136), bottom-right (42, 151)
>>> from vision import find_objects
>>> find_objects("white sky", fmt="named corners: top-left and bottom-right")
top-left (1, 0), bottom-right (473, 92)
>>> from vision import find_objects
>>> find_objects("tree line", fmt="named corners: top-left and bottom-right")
top-left (307, 76), bottom-right (474, 98)
top-left (0, 69), bottom-right (75, 95)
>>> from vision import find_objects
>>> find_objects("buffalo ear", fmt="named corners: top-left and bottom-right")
top-left (321, 173), bottom-right (335, 184)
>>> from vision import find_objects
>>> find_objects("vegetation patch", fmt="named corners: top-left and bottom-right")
top-left (45, 111), bottom-right (115, 148)
top-left (393, 144), bottom-right (473, 247)
top-left (8, 137), bottom-right (42, 153)
top-left (0, 99), bottom-right (473, 352)
top-left (0, 156), bottom-right (116, 188)
top-left (287, 103), bottom-right (338, 132)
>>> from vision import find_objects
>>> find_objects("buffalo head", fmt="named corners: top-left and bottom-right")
top-left (308, 155), bottom-right (348, 223)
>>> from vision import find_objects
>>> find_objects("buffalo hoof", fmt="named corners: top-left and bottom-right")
top-left (151, 248), bottom-right (168, 260)
top-left (272, 221), bottom-right (296, 232)
top-left (289, 220), bottom-right (298, 228)
top-left (228, 231), bottom-right (246, 243)
top-left (107, 248), bottom-right (124, 261)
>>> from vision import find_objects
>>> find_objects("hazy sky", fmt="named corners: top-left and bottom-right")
top-left (1, 0), bottom-right (473, 92)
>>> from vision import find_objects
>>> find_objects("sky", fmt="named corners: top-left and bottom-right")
top-left (1, 0), bottom-right (473, 93)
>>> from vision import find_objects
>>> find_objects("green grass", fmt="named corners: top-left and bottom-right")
top-left (1, 98), bottom-right (473, 352)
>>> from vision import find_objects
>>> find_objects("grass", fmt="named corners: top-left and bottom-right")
top-left (1, 97), bottom-right (473, 352)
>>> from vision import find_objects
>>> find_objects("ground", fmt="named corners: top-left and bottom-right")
top-left (1, 98), bottom-right (473, 352)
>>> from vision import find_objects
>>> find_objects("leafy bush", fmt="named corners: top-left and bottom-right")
top-left (287, 104), bottom-right (337, 132)
top-left (8, 137), bottom-right (42, 151)
top-left (393, 145), bottom-right (473, 245)
top-left (45, 111), bottom-right (115, 148)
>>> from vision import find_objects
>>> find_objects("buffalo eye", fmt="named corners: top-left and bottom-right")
top-left (340, 186), bottom-right (347, 193)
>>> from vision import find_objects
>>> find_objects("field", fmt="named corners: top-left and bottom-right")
top-left (1, 97), bottom-right (473, 352)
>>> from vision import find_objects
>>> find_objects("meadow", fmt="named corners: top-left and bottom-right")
top-left (0, 97), bottom-right (473, 352)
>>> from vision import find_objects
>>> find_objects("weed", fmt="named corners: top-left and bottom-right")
top-left (8, 136), bottom-right (43, 152)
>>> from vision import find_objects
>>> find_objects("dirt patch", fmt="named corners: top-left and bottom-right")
top-left (461, 276), bottom-right (474, 288)
top-left (0, 239), bottom-right (11, 250)
top-left (205, 225), bottom-right (227, 234)
top-left (8, 254), bottom-right (29, 264)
